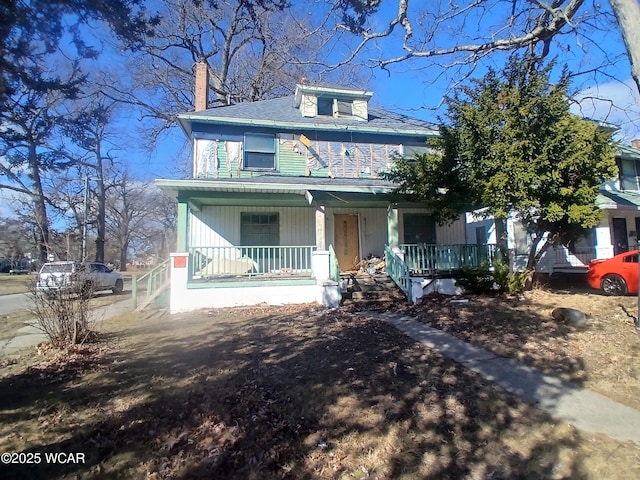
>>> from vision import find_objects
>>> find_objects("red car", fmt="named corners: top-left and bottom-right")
top-left (588, 250), bottom-right (639, 295)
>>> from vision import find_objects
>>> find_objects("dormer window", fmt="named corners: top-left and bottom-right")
top-left (294, 84), bottom-right (372, 121)
top-left (336, 100), bottom-right (352, 116)
top-left (317, 97), bottom-right (333, 116)
top-left (316, 97), bottom-right (354, 118)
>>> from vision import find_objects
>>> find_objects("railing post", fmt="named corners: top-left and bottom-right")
top-left (132, 274), bottom-right (138, 309)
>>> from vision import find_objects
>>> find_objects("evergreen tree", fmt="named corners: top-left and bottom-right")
top-left (385, 55), bottom-right (618, 272)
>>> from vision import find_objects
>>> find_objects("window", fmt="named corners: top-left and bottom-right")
top-left (244, 133), bottom-right (275, 170)
top-left (620, 159), bottom-right (640, 191)
top-left (475, 226), bottom-right (487, 245)
top-left (569, 229), bottom-right (596, 254)
top-left (336, 100), bottom-right (352, 116)
top-left (623, 253), bottom-right (638, 263)
top-left (403, 214), bottom-right (436, 244)
top-left (317, 97), bottom-right (333, 116)
top-left (241, 213), bottom-right (279, 246)
top-left (316, 97), bottom-right (354, 117)
top-left (513, 222), bottom-right (530, 256)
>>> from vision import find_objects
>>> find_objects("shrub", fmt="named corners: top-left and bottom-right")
top-left (456, 262), bottom-right (495, 294)
top-left (456, 260), bottom-right (532, 295)
top-left (29, 284), bottom-right (94, 348)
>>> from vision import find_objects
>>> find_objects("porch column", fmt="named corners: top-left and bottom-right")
top-left (176, 201), bottom-right (188, 252)
top-left (387, 204), bottom-right (399, 249)
top-left (169, 253), bottom-right (189, 314)
top-left (315, 204), bottom-right (326, 250)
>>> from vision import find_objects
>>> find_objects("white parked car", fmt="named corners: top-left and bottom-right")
top-left (36, 261), bottom-right (124, 296)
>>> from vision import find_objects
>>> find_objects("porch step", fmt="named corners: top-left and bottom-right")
top-left (341, 273), bottom-right (407, 309)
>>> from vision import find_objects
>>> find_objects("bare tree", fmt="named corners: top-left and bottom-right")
top-left (61, 97), bottom-right (122, 263)
top-left (101, 0), bottom-right (366, 141)
top-left (0, 84), bottom-right (77, 261)
top-left (609, 0), bottom-right (640, 93)
top-left (333, 1), bottom-right (640, 93)
top-left (105, 173), bottom-right (170, 270)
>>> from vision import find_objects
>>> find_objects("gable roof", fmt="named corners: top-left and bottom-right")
top-left (177, 95), bottom-right (439, 138)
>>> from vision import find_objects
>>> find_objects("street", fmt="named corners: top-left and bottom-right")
top-left (0, 279), bottom-right (132, 316)
top-left (0, 292), bottom-right (31, 316)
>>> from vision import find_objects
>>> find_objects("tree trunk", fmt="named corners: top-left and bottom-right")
top-left (119, 240), bottom-right (129, 272)
top-left (494, 218), bottom-right (509, 262)
top-left (610, 0), bottom-right (640, 94)
top-left (94, 143), bottom-right (106, 263)
top-left (29, 145), bottom-right (50, 262)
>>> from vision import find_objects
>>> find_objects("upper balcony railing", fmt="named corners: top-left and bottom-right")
top-left (400, 243), bottom-right (498, 274)
top-left (189, 245), bottom-right (315, 280)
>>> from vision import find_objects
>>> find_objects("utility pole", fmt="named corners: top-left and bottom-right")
top-left (81, 176), bottom-right (89, 262)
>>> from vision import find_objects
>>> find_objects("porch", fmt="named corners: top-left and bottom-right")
top-left (187, 243), bottom-right (500, 282)
top-left (189, 245), bottom-right (315, 282)
top-left (549, 246), bottom-right (597, 273)
top-left (386, 243), bottom-right (499, 302)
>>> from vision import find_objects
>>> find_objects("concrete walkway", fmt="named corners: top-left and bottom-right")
top-left (0, 297), bottom-right (134, 357)
top-left (363, 310), bottom-right (640, 445)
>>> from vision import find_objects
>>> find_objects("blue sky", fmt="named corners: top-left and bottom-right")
top-left (132, 0), bottom-right (639, 181)
top-left (2, 1), bottom-right (639, 216)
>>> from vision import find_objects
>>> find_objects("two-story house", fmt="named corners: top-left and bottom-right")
top-left (464, 140), bottom-right (640, 274)
top-left (157, 65), bottom-right (479, 312)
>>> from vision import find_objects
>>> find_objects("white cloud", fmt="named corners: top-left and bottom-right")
top-left (573, 78), bottom-right (640, 143)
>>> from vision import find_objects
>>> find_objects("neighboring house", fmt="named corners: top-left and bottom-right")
top-left (158, 65), bottom-right (484, 312)
top-left (465, 141), bottom-right (640, 274)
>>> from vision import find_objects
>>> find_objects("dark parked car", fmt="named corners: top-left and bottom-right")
top-left (587, 250), bottom-right (638, 295)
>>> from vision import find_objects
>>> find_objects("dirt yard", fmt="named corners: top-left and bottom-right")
top-left (1, 287), bottom-right (640, 479)
top-left (391, 286), bottom-right (640, 411)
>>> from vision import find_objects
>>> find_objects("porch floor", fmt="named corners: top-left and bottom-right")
top-left (191, 271), bottom-right (313, 284)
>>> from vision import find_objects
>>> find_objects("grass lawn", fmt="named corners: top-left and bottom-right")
top-left (1, 290), bottom-right (640, 479)
top-left (0, 291), bottom-right (131, 343)
top-left (0, 273), bottom-right (36, 295)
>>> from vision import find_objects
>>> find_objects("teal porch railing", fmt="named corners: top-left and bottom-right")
top-left (190, 245), bottom-right (315, 279)
top-left (329, 244), bottom-right (342, 303)
top-left (132, 259), bottom-right (170, 310)
top-left (401, 243), bottom-right (498, 274)
top-left (384, 245), bottom-right (411, 299)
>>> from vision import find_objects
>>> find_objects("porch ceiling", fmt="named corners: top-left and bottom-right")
top-left (156, 176), bottom-right (402, 207)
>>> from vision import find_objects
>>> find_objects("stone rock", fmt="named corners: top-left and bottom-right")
top-left (552, 307), bottom-right (589, 328)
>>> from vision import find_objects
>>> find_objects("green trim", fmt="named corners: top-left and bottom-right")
top-left (178, 114), bottom-right (438, 138)
top-left (387, 207), bottom-right (399, 248)
top-left (187, 278), bottom-right (316, 289)
top-left (176, 202), bottom-right (188, 251)
top-left (158, 178), bottom-right (396, 195)
top-left (616, 143), bottom-right (640, 160)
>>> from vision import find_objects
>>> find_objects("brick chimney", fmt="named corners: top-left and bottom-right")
top-left (194, 61), bottom-right (209, 111)
top-left (632, 139), bottom-right (640, 150)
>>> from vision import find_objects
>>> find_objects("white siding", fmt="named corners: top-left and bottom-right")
top-left (189, 206), bottom-right (315, 247)
top-left (438, 216), bottom-right (468, 244)
top-left (398, 208), bottom-right (467, 244)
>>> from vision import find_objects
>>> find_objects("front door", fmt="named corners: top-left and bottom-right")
top-left (334, 214), bottom-right (360, 271)
top-left (612, 217), bottom-right (629, 255)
